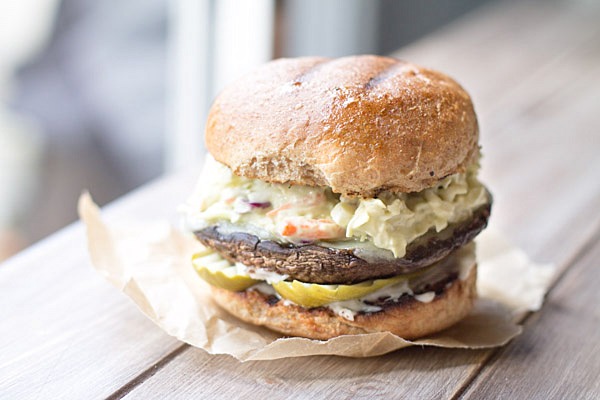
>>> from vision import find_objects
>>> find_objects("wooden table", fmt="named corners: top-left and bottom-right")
top-left (2, 0), bottom-right (599, 398)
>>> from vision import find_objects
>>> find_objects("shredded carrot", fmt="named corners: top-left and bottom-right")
top-left (266, 202), bottom-right (292, 217)
top-left (281, 223), bottom-right (297, 236)
top-left (279, 217), bottom-right (344, 239)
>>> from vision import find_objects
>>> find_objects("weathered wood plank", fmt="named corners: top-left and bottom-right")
top-left (482, 42), bottom-right (600, 254)
top-left (0, 172), bottom-right (199, 399)
top-left (461, 231), bottom-right (600, 400)
top-left (453, 9), bottom-right (600, 395)
top-left (121, 347), bottom-right (491, 400)
top-left (394, 0), bottom-right (600, 121)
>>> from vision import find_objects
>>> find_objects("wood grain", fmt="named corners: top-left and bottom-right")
top-left (2, 1), bottom-right (599, 399)
top-left (121, 347), bottom-right (490, 400)
top-left (395, 0), bottom-right (600, 122)
top-left (0, 172), bottom-right (199, 399)
top-left (460, 230), bottom-right (600, 400)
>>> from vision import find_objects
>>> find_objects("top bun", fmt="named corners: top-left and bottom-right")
top-left (206, 55), bottom-right (479, 196)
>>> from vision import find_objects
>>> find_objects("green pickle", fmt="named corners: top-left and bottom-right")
top-left (193, 248), bottom-right (430, 307)
top-left (272, 275), bottom-right (408, 308)
top-left (192, 251), bottom-right (259, 292)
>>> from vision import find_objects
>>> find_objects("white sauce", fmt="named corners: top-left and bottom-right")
top-left (414, 291), bottom-right (436, 303)
top-left (458, 243), bottom-right (476, 280)
top-left (238, 263), bottom-right (289, 283)
top-left (250, 282), bottom-right (277, 296)
top-left (327, 301), bottom-right (382, 321)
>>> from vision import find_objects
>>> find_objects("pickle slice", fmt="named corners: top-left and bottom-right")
top-left (192, 248), bottom-right (437, 306)
top-left (272, 275), bottom-right (408, 308)
top-left (192, 250), bottom-right (259, 292)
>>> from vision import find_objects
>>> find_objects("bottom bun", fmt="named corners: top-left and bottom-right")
top-left (210, 265), bottom-right (477, 340)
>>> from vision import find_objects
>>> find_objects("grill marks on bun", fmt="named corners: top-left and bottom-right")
top-left (364, 59), bottom-right (409, 90)
top-left (297, 56), bottom-right (399, 91)
top-left (291, 57), bottom-right (330, 84)
top-left (206, 55), bottom-right (479, 197)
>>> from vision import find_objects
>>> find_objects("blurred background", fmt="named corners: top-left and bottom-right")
top-left (0, 0), bottom-right (552, 260)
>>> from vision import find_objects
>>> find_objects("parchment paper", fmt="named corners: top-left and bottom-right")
top-left (78, 193), bottom-right (555, 361)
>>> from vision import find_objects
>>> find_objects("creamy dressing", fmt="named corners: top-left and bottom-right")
top-left (458, 244), bottom-right (476, 281)
top-left (240, 264), bottom-right (289, 283)
top-left (414, 292), bottom-right (436, 303)
top-left (327, 302), bottom-right (382, 321)
top-left (250, 282), bottom-right (278, 296)
top-left (182, 156), bottom-right (487, 257)
top-left (331, 168), bottom-right (487, 257)
top-left (324, 280), bottom-right (413, 321)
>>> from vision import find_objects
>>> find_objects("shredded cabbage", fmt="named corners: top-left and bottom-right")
top-left (182, 156), bottom-right (487, 257)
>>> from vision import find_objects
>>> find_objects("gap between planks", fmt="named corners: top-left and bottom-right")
top-left (105, 344), bottom-right (189, 400)
top-left (449, 219), bottom-right (600, 400)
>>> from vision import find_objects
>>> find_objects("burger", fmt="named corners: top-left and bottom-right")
top-left (182, 55), bottom-right (491, 340)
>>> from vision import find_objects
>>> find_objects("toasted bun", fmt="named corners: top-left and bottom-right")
top-left (210, 265), bottom-right (476, 340)
top-left (206, 55), bottom-right (479, 196)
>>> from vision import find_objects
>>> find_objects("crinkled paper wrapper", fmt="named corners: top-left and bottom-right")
top-left (78, 193), bottom-right (555, 361)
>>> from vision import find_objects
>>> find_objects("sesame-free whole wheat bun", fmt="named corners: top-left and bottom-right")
top-left (186, 55), bottom-right (491, 341)
top-left (206, 55), bottom-right (479, 197)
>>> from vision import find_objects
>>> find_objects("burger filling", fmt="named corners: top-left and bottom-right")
top-left (183, 156), bottom-right (487, 258)
top-left (192, 242), bottom-right (475, 321)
